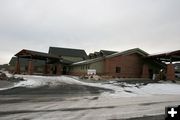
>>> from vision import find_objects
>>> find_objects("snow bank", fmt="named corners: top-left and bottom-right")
top-left (100, 82), bottom-right (180, 97)
top-left (141, 83), bottom-right (180, 95)
top-left (1, 72), bottom-right (180, 97)
top-left (14, 75), bottom-right (86, 88)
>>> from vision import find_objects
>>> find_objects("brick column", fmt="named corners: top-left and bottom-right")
top-left (166, 63), bottom-right (175, 80)
top-left (141, 64), bottom-right (149, 78)
top-left (56, 64), bottom-right (61, 75)
top-left (15, 57), bottom-right (20, 74)
top-left (28, 59), bottom-right (33, 75)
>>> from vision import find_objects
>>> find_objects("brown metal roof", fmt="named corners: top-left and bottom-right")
top-left (48, 47), bottom-right (88, 59)
top-left (148, 50), bottom-right (180, 62)
top-left (15, 49), bottom-right (61, 60)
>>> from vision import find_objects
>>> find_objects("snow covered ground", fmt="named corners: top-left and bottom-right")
top-left (0, 74), bottom-right (180, 120)
top-left (2, 74), bottom-right (180, 97)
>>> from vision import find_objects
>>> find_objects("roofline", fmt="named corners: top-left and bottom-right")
top-left (49, 46), bottom-right (86, 51)
top-left (72, 57), bottom-right (104, 66)
top-left (148, 49), bottom-right (180, 57)
top-left (100, 50), bottom-right (118, 53)
top-left (48, 46), bottom-right (88, 58)
top-left (72, 48), bottom-right (149, 66)
top-left (15, 49), bottom-right (43, 54)
top-left (15, 49), bottom-right (61, 60)
top-left (106, 48), bottom-right (149, 58)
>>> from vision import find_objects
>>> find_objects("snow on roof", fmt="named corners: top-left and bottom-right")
top-left (72, 57), bottom-right (104, 65)
top-left (148, 49), bottom-right (180, 57)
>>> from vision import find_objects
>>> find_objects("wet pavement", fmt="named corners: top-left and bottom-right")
top-left (0, 94), bottom-right (179, 120)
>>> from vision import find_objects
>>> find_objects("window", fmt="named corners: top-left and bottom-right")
top-left (85, 65), bottom-right (90, 69)
top-left (116, 67), bottom-right (121, 73)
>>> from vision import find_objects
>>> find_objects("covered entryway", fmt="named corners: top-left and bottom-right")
top-left (148, 50), bottom-right (180, 81)
top-left (14, 49), bottom-right (62, 75)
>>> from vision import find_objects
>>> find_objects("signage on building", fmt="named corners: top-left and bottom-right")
top-left (87, 69), bottom-right (96, 75)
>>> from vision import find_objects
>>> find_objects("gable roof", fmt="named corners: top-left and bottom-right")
top-left (148, 50), bottom-right (180, 57)
top-left (72, 48), bottom-right (149, 65)
top-left (15, 49), bottom-right (61, 60)
top-left (48, 47), bottom-right (88, 59)
top-left (106, 48), bottom-right (149, 58)
top-left (88, 50), bottom-right (118, 59)
top-left (148, 49), bottom-right (180, 62)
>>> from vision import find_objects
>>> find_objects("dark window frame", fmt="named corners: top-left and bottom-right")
top-left (116, 67), bottom-right (121, 73)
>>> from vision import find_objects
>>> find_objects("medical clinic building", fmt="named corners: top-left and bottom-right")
top-left (9, 47), bottom-right (180, 80)
top-left (70, 48), bottom-right (162, 78)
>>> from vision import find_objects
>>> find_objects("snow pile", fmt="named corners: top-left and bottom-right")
top-left (141, 83), bottom-right (180, 95)
top-left (0, 70), bottom-right (13, 78)
top-left (100, 82), bottom-right (180, 97)
top-left (14, 75), bottom-right (180, 97)
top-left (14, 75), bottom-right (86, 88)
top-left (13, 75), bottom-right (113, 91)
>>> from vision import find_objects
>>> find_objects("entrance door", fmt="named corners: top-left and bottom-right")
top-left (149, 69), bottom-right (153, 79)
top-left (63, 66), bottom-right (67, 75)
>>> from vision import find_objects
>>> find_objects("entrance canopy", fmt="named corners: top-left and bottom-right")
top-left (148, 50), bottom-right (180, 80)
top-left (148, 50), bottom-right (180, 62)
top-left (15, 49), bottom-right (61, 61)
top-left (14, 49), bottom-right (62, 75)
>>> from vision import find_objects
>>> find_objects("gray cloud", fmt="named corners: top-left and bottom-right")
top-left (0, 0), bottom-right (180, 64)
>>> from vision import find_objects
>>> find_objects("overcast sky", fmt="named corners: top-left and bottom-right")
top-left (0, 0), bottom-right (180, 64)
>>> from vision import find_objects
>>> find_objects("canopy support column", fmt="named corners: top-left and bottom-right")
top-left (28, 59), bottom-right (33, 75)
top-left (166, 62), bottom-right (175, 81)
top-left (56, 64), bottom-right (61, 75)
top-left (44, 59), bottom-right (50, 75)
top-left (15, 57), bottom-right (20, 74)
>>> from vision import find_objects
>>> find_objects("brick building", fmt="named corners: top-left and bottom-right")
top-left (70, 48), bottom-right (163, 78)
top-left (9, 47), bottom-right (180, 80)
top-left (9, 47), bottom-right (88, 75)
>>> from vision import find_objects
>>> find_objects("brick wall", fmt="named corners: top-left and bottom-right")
top-left (70, 71), bottom-right (86, 76)
top-left (104, 53), bottom-right (144, 78)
